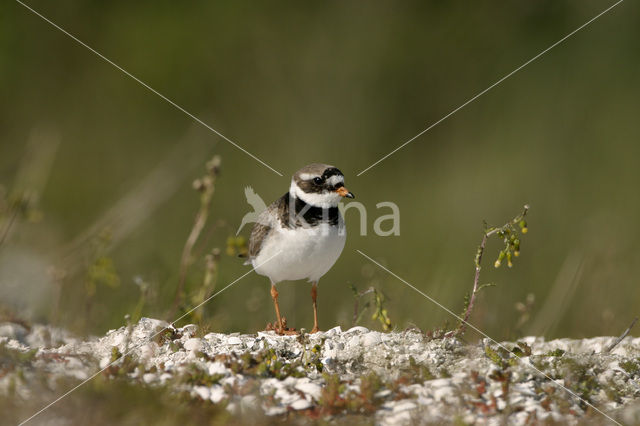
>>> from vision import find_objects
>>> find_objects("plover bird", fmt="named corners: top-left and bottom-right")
top-left (247, 163), bottom-right (354, 334)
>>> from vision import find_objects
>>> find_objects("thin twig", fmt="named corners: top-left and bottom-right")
top-left (604, 317), bottom-right (638, 353)
top-left (455, 232), bottom-right (489, 336)
top-left (448, 205), bottom-right (529, 337)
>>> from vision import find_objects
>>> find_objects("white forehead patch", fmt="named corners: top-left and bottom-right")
top-left (298, 173), bottom-right (319, 181)
top-left (327, 175), bottom-right (344, 186)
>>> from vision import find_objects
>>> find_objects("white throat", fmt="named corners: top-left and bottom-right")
top-left (290, 180), bottom-right (342, 208)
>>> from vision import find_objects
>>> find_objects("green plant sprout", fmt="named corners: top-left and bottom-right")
top-left (350, 284), bottom-right (393, 331)
top-left (449, 204), bottom-right (530, 337)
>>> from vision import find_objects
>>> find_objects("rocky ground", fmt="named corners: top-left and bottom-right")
top-left (2, 318), bottom-right (640, 425)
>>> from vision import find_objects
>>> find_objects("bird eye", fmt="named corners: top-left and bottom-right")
top-left (313, 177), bottom-right (323, 185)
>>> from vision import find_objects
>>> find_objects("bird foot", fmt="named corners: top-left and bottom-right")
top-left (310, 326), bottom-right (320, 334)
top-left (265, 317), bottom-right (298, 335)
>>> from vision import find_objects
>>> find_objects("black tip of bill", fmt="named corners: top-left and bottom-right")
top-left (345, 192), bottom-right (355, 199)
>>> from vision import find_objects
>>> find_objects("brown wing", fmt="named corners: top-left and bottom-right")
top-left (248, 221), bottom-right (271, 258)
top-left (248, 193), bottom-right (289, 259)
top-left (249, 192), bottom-right (289, 258)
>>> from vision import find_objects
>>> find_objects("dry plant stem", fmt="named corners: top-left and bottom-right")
top-left (169, 158), bottom-right (220, 317)
top-left (449, 205), bottom-right (529, 338)
top-left (192, 252), bottom-right (219, 322)
top-left (191, 224), bottom-right (218, 261)
top-left (455, 232), bottom-right (489, 337)
top-left (171, 190), bottom-right (213, 313)
top-left (604, 317), bottom-right (638, 353)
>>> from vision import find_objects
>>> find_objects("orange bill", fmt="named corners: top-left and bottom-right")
top-left (336, 187), bottom-right (355, 199)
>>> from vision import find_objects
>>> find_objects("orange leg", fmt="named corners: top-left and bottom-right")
top-left (270, 284), bottom-right (285, 334)
top-left (311, 282), bottom-right (319, 333)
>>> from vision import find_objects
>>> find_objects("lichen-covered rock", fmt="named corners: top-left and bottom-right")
top-left (2, 317), bottom-right (640, 425)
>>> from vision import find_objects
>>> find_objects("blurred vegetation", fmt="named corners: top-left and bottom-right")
top-left (0, 374), bottom-right (236, 426)
top-left (1, 0), bottom-right (639, 342)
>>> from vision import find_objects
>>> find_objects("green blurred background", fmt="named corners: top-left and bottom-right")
top-left (1, 0), bottom-right (638, 340)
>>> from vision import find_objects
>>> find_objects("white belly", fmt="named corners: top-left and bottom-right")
top-left (252, 222), bottom-right (346, 284)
